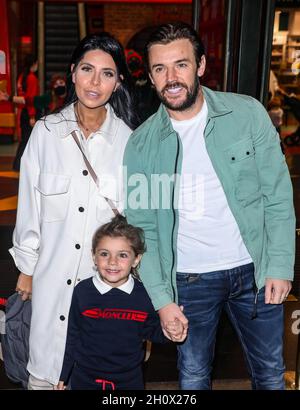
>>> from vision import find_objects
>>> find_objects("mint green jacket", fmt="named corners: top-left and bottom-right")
top-left (124, 86), bottom-right (295, 311)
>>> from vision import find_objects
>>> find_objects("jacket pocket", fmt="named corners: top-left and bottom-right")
top-left (224, 138), bottom-right (261, 201)
top-left (35, 173), bottom-right (71, 222)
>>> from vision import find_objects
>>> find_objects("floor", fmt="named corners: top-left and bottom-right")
top-left (0, 116), bottom-right (299, 390)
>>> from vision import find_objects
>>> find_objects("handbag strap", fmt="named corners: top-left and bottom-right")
top-left (71, 131), bottom-right (119, 216)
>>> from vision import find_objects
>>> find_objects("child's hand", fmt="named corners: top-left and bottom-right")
top-left (165, 317), bottom-right (187, 342)
top-left (54, 381), bottom-right (66, 390)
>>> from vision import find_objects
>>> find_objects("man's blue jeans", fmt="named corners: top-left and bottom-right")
top-left (177, 263), bottom-right (285, 390)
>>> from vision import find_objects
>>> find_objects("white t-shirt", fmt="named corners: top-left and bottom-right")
top-left (171, 100), bottom-right (252, 273)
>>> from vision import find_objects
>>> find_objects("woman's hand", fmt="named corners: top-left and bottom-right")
top-left (54, 381), bottom-right (66, 390)
top-left (16, 272), bottom-right (32, 300)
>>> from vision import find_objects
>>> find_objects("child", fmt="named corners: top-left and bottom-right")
top-left (56, 215), bottom-right (185, 390)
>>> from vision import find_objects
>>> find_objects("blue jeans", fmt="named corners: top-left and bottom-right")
top-left (177, 263), bottom-right (285, 390)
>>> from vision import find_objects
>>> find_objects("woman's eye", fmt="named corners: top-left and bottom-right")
top-left (103, 71), bottom-right (115, 78)
top-left (81, 65), bottom-right (91, 72)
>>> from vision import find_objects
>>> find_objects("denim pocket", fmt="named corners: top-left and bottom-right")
top-left (177, 273), bottom-right (200, 284)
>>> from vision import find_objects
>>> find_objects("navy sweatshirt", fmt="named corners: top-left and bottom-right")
top-left (60, 277), bottom-right (166, 389)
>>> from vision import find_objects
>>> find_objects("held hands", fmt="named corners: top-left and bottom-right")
top-left (165, 317), bottom-right (187, 342)
top-left (159, 303), bottom-right (188, 342)
top-left (264, 278), bottom-right (292, 304)
top-left (16, 272), bottom-right (32, 301)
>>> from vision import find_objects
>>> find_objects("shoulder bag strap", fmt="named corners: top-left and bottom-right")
top-left (71, 131), bottom-right (119, 216)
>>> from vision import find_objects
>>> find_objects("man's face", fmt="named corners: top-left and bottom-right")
top-left (148, 39), bottom-right (205, 114)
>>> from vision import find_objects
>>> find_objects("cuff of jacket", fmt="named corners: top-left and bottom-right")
top-left (9, 247), bottom-right (38, 276)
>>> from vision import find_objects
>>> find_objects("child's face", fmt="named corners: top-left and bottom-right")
top-left (93, 236), bottom-right (142, 288)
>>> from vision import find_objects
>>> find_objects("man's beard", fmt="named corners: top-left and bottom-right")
top-left (156, 74), bottom-right (200, 111)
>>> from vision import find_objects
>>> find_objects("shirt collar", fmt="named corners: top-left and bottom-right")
top-left (47, 103), bottom-right (121, 145)
top-left (92, 273), bottom-right (134, 295)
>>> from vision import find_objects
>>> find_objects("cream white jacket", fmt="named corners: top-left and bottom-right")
top-left (9, 103), bottom-right (132, 384)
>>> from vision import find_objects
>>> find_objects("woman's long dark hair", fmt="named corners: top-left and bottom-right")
top-left (21, 54), bottom-right (37, 92)
top-left (64, 33), bottom-right (140, 130)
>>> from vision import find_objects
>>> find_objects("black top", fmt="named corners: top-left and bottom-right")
top-left (60, 277), bottom-right (166, 383)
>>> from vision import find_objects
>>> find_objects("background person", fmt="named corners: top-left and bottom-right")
top-left (13, 54), bottom-right (39, 171)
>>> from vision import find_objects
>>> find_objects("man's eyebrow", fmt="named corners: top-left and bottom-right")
top-left (151, 58), bottom-right (191, 69)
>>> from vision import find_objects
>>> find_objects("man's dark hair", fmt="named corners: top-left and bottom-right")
top-left (144, 22), bottom-right (205, 70)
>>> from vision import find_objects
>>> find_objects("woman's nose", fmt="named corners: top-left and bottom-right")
top-left (91, 73), bottom-right (100, 86)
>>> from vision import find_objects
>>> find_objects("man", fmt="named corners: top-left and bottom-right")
top-left (124, 22), bottom-right (295, 390)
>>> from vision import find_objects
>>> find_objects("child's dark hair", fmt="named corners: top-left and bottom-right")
top-left (92, 215), bottom-right (146, 278)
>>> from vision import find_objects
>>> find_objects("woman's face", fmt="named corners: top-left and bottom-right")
top-left (72, 49), bottom-right (120, 109)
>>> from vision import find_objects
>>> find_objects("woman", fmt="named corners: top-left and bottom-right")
top-left (9, 33), bottom-right (139, 390)
top-left (13, 54), bottom-right (40, 171)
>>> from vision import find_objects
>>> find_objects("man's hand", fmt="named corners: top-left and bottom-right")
top-left (16, 272), bottom-right (32, 301)
top-left (265, 278), bottom-right (292, 304)
top-left (158, 303), bottom-right (188, 340)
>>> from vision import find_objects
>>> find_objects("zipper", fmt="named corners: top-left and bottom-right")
top-left (170, 132), bottom-right (181, 302)
top-left (251, 282), bottom-right (259, 319)
top-left (204, 117), bottom-right (259, 290)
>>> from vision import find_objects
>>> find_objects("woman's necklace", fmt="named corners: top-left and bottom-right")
top-left (75, 104), bottom-right (103, 134)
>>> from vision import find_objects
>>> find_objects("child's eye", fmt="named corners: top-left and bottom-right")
top-left (119, 253), bottom-right (128, 258)
top-left (99, 251), bottom-right (108, 257)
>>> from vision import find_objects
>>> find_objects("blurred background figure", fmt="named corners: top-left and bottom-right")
top-left (125, 48), bottom-right (159, 122)
top-left (13, 54), bottom-right (39, 172)
top-left (268, 96), bottom-right (284, 133)
top-left (32, 73), bottom-right (67, 115)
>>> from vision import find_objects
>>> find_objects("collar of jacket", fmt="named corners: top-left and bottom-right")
top-left (45, 103), bottom-right (121, 145)
top-left (156, 86), bottom-right (233, 141)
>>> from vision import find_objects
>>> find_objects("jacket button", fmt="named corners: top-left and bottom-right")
top-left (78, 207), bottom-right (84, 212)
top-left (231, 157), bottom-right (235, 161)
top-left (67, 279), bottom-right (72, 285)
top-left (246, 151), bottom-right (250, 155)
top-left (60, 315), bottom-right (65, 321)
top-left (82, 170), bottom-right (88, 176)
top-left (75, 244), bottom-right (81, 249)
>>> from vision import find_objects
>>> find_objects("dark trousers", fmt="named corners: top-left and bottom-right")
top-left (70, 363), bottom-right (144, 390)
top-left (13, 109), bottom-right (33, 171)
top-left (177, 262), bottom-right (285, 390)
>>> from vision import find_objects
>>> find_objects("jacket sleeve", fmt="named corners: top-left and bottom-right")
top-left (60, 289), bottom-right (81, 382)
top-left (9, 122), bottom-right (42, 275)
top-left (124, 138), bottom-right (174, 311)
top-left (142, 300), bottom-right (168, 343)
top-left (251, 98), bottom-right (295, 280)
